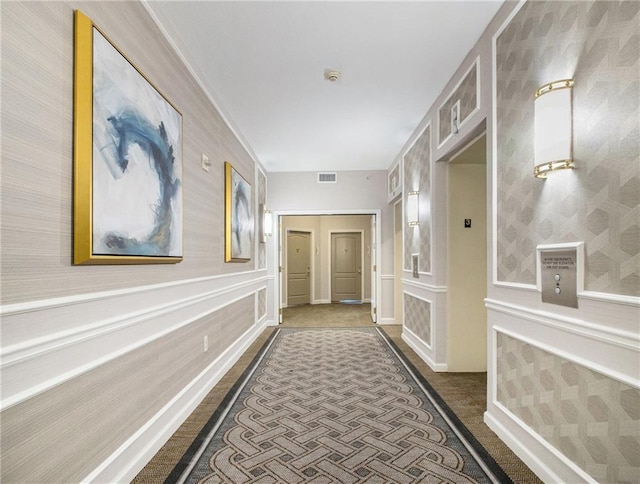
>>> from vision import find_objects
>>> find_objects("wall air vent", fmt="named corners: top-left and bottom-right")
top-left (317, 172), bottom-right (338, 183)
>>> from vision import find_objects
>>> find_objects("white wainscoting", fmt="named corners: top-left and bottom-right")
top-left (1, 270), bottom-right (270, 409)
top-left (485, 296), bottom-right (640, 483)
top-left (401, 281), bottom-right (448, 372)
top-left (84, 317), bottom-right (268, 484)
top-left (1, 270), bottom-right (271, 483)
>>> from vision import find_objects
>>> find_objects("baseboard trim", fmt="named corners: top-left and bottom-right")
top-left (402, 326), bottom-right (447, 372)
top-left (377, 317), bottom-right (397, 325)
top-left (82, 320), bottom-right (268, 484)
top-left (484, 404), bottom-right (597, 484)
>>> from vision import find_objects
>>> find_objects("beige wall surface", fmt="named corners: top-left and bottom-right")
top-left (268, 170), bottom-right (393, 274)
top-left (1, 2), bottom-right (266, 482)
top-left (281, 215), bottom-right (373, 304)
top-left (1, 0), bottom-right (261, 305)
top-left (447, 163), bottom-right (487, 371)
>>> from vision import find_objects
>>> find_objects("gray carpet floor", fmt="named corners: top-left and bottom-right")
top-left (134, 304), bottom-right (541, 483)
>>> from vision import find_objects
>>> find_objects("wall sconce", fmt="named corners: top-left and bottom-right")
top-left (407, 191), bottom-right (419, 226)
top-left (263, 209), bottom-right (273, 238)
top-left (534, 79), bottom-right (574, 178)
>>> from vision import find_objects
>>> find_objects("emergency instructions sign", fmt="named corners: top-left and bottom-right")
top-left (539, 248), bottom-right (578, 308)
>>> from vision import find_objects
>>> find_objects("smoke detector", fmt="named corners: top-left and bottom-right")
top-left (324, 69), bottom-right (342, 83)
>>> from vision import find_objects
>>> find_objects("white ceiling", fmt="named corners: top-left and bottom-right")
top-left (146, 1), bottom-right (503, 173)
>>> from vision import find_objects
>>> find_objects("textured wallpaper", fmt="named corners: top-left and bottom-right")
top-left (495, 0), bottom-right (640, 296)
top-left (258, 287), bottom-right (266, 319)
top-left (1, 295), bottom-right (255, 483)
top-left (1, 0), bottom-right (259, 305)
top-left (497, 333), bottom-right (640, 482)
top-left (403, 293), bottom-right (431, 346)
top-left (403, 125), bottom-right (431, 273)
top-left (438, 62), bottom-right (478, 145)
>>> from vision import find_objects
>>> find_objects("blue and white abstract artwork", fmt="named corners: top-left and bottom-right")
top-left (230, 167), bottom-right (252, 260)
top-left (92, 27), bottom-right (182, 257)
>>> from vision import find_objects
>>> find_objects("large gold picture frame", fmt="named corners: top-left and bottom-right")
top-left (73, 10), bottom-right (183, 265)
top-left (225, 162), bottom-right (253, 262)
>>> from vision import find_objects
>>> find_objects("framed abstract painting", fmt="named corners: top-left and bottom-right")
top-left (73, 10), bottom-right (183, 264)
top-left (225, 162), bottom-right (253, 262)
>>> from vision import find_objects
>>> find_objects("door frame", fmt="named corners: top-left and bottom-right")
top-left (328, 230), bottom-right (364, 303)
top-left (273, 209), bottom-right (382, 324)
top-left (283, 228), bottom-right (315, 307)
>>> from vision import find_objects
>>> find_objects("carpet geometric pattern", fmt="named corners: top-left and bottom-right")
top-left (169, 328), bottom-right (510, 483)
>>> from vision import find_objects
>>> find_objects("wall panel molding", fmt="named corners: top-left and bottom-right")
top-left (402, 326), bottom-right (447, 372)
top-left (486, 299), bottom-right (640, 356)
top-left (402, 278), bottom-right (447, 293)
top-left (83, 318), bottom-right (268, 483)
top-left (1, 272), bottom-right (268, 409)
top-left (437, 56), bottom-right (481, 148)
top-left (484, 406), bottom-right (594, 484)
top-left (489, 324), bottom-right (639, 482)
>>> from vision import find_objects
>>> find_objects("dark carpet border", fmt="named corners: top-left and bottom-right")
top-left (166, 327), bottom-right (513, 483)
top-left (164, 328), bottom-right (280, 484)
top-left (376, 327), bottom-right (513, 484)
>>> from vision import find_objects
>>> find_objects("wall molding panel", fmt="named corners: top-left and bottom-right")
top-left (402, 326), bottom-right (447, 373)
top-left (402, 122), bottom-right (432, 274)
top-left (437, 56), bottom-right (481, 149)
top-left (380, 274), bottom-right (395, 323)
top-left (402, 277), bottom-right (447, 293)
top-left (484, 406), bottom-right (594, 484)
top-left (401, 287), bottom-right (448, 371)
top-left (82, 318), bottom-right (268, 484)
top-left (487, 303), bottom-right (640, 482)
top-left (1, 272), bottom-right (269, 409)
top-left (486, 300), bottom-right (640, 362)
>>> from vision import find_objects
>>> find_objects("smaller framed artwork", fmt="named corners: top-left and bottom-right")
top-left (73, 10), bottom-right (183, 264)
top-left (225, 162), bottom-right (253, 262)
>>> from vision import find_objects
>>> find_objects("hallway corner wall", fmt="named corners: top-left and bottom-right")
top-left (485, 1), bottom-right (640, 482)
top-left (1, 2), bottom-right (270, 482)
top-left (389, 0), bottom-right (639, 481)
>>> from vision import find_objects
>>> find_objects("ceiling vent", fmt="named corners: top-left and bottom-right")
top-left (317, 172), bottom-right (337, 183)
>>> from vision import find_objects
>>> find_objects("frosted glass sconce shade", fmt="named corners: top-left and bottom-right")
top-left (263, 210), bottom-right (273, 237)
top-left (534, 79), bottom-right (574, 178)
top-left (407, 191), bottom-right (419, 226)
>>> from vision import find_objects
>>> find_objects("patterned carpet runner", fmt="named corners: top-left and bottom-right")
top-left (168, 328), bottom-right (511, 483)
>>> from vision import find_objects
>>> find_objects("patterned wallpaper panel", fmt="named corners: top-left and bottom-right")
top-left (495, 0), bottom-right (640, 296)
top-left (403, 293), bottom-right (431, 346)
top-left (497, 333), bottom-right (640, 482)
top-left (388, 162), bottom-right (401, 199)
top-left (403, 125), bottom-right (431, 273)
top-left (257, 169), bottom-right (266, 269)
top-left (438, 61), bottom-right (478, 145)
